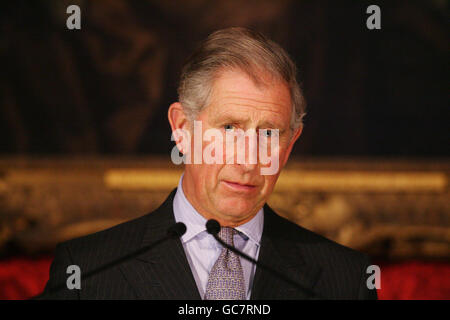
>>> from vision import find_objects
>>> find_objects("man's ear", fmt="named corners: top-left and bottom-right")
top-left (168, 102), bottom-right (190, 154)
top-left (168, 102), bottom-right (188, 131)
top-left (281, 125), bottom-right (303, 168)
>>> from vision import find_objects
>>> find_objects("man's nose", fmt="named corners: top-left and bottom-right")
top-left (240, 161), bottom-right (258, 173)
top-left (240, 131), bottom-right (259, 172)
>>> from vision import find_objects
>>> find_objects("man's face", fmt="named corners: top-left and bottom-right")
top-left (176, 69), bottom-right (301, 226)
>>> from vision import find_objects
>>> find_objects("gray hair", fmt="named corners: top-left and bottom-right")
top-left (177, 27), bottom-right (306, 131)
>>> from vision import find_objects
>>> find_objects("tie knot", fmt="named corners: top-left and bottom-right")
top-left (218, 227), bottom-right (235, 246)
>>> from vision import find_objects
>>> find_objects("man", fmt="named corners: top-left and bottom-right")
top-left (43, 27), bottom-right (377, 300)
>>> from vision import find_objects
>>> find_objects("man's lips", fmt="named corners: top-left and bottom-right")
top-left (222, 180), bottom-right (257, 192)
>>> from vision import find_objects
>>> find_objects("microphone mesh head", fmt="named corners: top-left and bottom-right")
top-left (206, 219), bottom-right (221, 235)
top-left (167, 222), bottom-right (187, 238)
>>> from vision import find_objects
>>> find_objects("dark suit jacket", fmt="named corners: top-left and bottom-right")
top-left (42, 189), bottom-right (377, 299)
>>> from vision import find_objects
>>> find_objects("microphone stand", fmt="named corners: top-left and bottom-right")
top-left (207, 219), bottom-right (319, 299)
top-left (32, 222), bottom-right (186, 300)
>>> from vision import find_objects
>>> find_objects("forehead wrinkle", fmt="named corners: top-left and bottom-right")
top-left (212, 94), bottom-right (290, 116)
top-left (205, 71), bottom-right (292, 127)
top-left (218, 91), bottom-right (290, 109)
top-left (221, 102), bottom-right (287, 119)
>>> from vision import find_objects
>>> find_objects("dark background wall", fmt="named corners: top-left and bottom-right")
top-left (0, 0), bottom-right (448, 156)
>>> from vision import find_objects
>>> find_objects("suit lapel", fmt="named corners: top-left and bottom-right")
top-left (251, 205), bottom-right (322, 300)
top-left (119, 189), bottom-right (201, 299)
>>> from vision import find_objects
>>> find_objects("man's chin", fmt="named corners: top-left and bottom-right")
top-left (214, 198), bottom-right (260, 223)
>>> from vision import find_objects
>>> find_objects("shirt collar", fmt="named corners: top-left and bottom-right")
top-left (235, 210), bottom-right (264, 246)
top-left (173, 173), bottom-right (264, 246)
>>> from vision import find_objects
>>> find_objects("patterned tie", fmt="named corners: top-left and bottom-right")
top-left (204, 227), bottom-right (246, 300)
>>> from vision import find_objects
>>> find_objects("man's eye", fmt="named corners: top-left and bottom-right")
top-left (262, 129), bottom-right (272, 137)
top-left (224, 124), bottom-right (234, 131)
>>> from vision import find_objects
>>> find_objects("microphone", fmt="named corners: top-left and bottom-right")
top-left (167, 221), bottom-right (187, 238)
top-left (33, 222), bottom-right (187, 299)
top-left (206, 219), bottom-right (318, 298)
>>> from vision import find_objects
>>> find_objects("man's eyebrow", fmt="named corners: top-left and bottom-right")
top-left (212, 113), bottom-right (285, 130)
top-left (258, 120), bottom-right (285, 129)
top-left (211, 113), bottom-right (245, 125)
